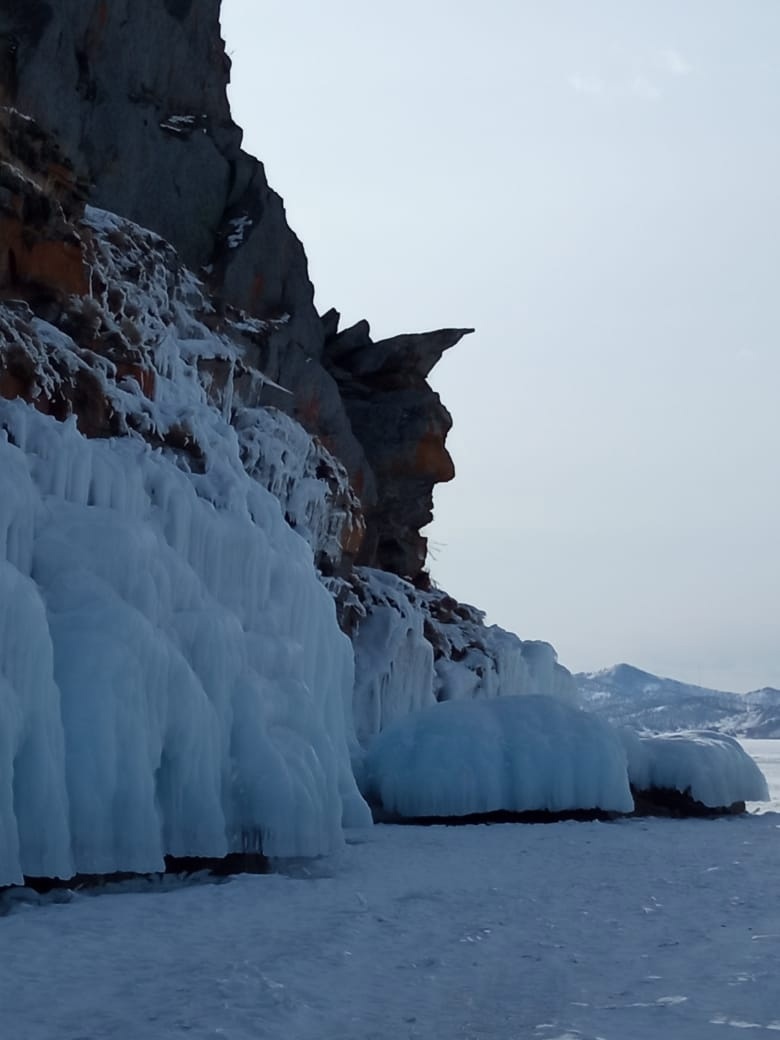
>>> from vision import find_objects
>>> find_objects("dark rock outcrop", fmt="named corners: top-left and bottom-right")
top-left (370, 795), bottom-right (750, 825)
top-left (630, 786), bottom-right (746, 818)
top-left (323, 313), bottom-right (473, 577)
top-left (4, 0), bottom-right (241, 277)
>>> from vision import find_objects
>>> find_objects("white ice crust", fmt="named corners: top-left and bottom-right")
top-left (0, 401), bottom-right (369, 886)
top-left (362, 695), bottom-right (635, 818)
top-left (621, 729), bottom-right (770, 807)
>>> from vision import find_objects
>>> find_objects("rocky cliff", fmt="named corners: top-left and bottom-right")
top-left (1, 0), bottom-right (471, 581)
top-left (0, 0), bottom-right (574, 745)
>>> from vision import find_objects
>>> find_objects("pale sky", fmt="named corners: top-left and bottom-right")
top-left (221, 1), bottom-right (780, 693)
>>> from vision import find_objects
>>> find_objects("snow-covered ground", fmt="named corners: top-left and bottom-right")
top-left (743, 739), bottom-right (780, 812)
top-left (2, 742), bottom-right (778, 1040)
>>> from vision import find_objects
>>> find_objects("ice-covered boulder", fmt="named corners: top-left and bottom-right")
top-left (621, 729), bottom-right (769, 812)
top-left (361, 696), bottom-right (635, 820)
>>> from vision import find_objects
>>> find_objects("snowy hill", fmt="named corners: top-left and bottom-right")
top-left (578, 664), bottom-right (780, 737)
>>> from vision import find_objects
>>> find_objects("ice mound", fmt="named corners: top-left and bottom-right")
top-left (361, 695), bottom-right (635, 819)
top-left (621, 729), bottom-right (769, 808)
top-left (0, 401), bottom-right (370, 887)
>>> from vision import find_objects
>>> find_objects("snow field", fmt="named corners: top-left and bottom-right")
top-left (3, 812), bottom-right (780, 1040)
top-left (0, 400), bottom-right (369, 885)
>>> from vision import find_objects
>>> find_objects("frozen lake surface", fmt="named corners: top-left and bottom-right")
top-left (742, 739), bottom-right (780, 811)
top-left (3, 744), bottom-right (780, 1040)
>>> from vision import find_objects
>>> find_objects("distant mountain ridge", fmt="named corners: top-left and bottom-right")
top-left (577, 664), bottom-right (780, 738)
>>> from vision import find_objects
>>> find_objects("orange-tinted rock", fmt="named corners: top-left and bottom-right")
top-left (0, 369), bottom-right (28, 402)
top-left (1, 217), bottom-right (88, 298)
top-left (323, 318), bottom-right (471, 579)
top-left (115, 362), bottom-right (156, 400)
top-left (0, 108), bottom-right (88, 301)
top-left (340, 516), bottom-right (365, 559)
top-left (0, 315), bottom-right (119, 438)
top-left (414, 430), bottom-right (455, 483)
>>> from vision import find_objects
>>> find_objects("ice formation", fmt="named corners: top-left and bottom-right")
top-left (235, 405), bottom-right (363, 571)
top-left (348, 568), bottom-right (575, 745)
top-left (621, 729), bottom-right (770, 807)
top-left (0, 400), bottom-right (370, 887)
top-left (361, 695), bottom-right (635, 818)
top-left (348, 571), bottom-right (437, 744)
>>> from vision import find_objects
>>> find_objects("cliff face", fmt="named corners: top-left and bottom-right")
top-left (1, 0), bottom-right (466, 581)
top-left (0, 1), bottom-right (574, 735)
top-left (4, 0), bottom-right (248, 280)
top-left (2, 0), bottom-right (368, 512)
